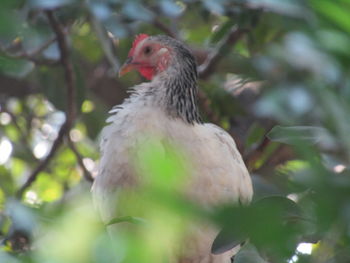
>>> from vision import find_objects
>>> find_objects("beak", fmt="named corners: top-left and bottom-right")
top-left (119, 57), bottom-right (134, 77)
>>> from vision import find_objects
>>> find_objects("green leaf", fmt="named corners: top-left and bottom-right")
top-left (211, 228), bottom-right (244, 255)
top-left (253, 196), bottom-right (303, 222)
top-left (267, 125), bottom-right (335, 147)
top-left (0, 166), bottom-right (15, 195)
top-left (0, 187), bottom-right (5, 210)
top-left (245, 123), bottom-right (266, 148)
top-left (31, 173), bottom-right (63, 202)
top-left (310, 0), bottom-right (350, 33)
top-left (0, 56), bottom-right (34, 79)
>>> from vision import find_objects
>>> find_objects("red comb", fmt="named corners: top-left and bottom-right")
top-left (129, 34), bottom-right (149, 56)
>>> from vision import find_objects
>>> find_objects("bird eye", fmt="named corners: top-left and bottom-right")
top-left (144, 46), bottom-right (152, 55)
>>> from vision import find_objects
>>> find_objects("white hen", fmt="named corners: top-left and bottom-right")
top-left (92, 34), bottom-right (253, 263)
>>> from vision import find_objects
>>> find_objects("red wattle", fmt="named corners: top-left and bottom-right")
top-left (139, 67), bottom-right (155, 80)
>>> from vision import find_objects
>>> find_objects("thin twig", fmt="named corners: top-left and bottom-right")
top-left (17, 123), bottom-right (69, 198)
top-left (17, 10), bottom-right (76, 198)
top-left (14, 37), bottom-right (56, 58)
top-left (198, 27), bottom-right (248, 79)
top-left (0, 37), bottom-right (59, 65)
top-left (67, 137), bottom-right (94, 182)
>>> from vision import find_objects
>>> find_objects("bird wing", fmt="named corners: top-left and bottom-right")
top-left (180, 122), bottom-right (253, 208)
top-left (203, 123), bottom-right (253, 205)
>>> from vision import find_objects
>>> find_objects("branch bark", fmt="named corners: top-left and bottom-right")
top-left (17, 10), bottom-right (77, 198)
top-left (67, 137), bottom-right (94, 182)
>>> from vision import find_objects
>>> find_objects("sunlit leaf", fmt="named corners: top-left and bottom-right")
top-left (31, 173), bottom-right (63, 202)
top-left (310, 0), bottom-right (350, 33)
top-left (72, 23), bottom-right (103, 63)
top-left (0, 188), bottom-right (5, 210)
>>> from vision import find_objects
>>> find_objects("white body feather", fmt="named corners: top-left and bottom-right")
top-left (92, 79), bottom-right (253, 263)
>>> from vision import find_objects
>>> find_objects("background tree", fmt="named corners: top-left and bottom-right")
top-left (0, 0), bottom-right (350, 262)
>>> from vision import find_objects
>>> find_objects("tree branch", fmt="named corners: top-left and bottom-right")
top-left (17, 10), bottom-right (77, 198)
top-left (198, 27), bottom-right (248, 79)
top-left (67, 137), bottom-right (94, 182)
top-left (0, 37), bottom-right (59, 65)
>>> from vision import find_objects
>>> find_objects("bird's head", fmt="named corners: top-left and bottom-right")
top-left (119, 34), bottom-right (197, 81)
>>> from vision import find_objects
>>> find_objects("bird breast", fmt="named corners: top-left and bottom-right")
top-left (93, 101), bottom-right (252, 218)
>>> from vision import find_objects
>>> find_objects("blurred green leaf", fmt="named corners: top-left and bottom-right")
top-left (0, 56), bottom-right (34, 79)
top-left (73, 23), bottom-right (103, 63)
top-left (31, 173), bottom-right (63, 202)
top-left (253, 196), bottom-right (303, 222)
top-left (267, 126), bottom-right (335, 147)
top-left (212, 226), bottom-right (243, 255)
top-left (0, 166), bottom-right (15, 195)
top-left (245, 123), bottom-right (266, 148)
top-left (310, 0), bottom-right (350, 33)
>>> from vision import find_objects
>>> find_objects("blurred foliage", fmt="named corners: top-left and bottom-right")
top-left (0, 0), bottom-right (350, 262)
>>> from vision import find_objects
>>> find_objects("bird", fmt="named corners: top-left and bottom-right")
top-left (92, 34), bottom-right (253, 263)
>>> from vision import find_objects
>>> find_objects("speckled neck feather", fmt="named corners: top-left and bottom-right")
top-left (149, 35), bottom-right (202, 125)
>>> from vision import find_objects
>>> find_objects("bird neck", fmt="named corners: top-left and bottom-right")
top-left (153, 63), bottom-right (202, 125)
